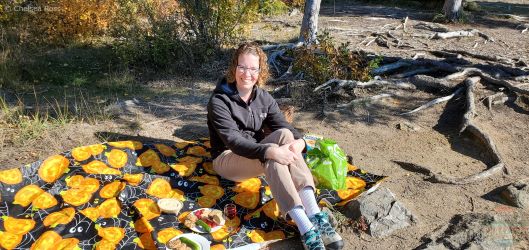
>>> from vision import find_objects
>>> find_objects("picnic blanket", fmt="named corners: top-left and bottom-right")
top-left (0, 138), bottom-right (385, 249)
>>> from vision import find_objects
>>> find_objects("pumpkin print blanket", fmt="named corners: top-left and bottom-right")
top-left (0, 138), bottom-right (385, 249)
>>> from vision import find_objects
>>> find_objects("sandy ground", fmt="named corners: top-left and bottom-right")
top-left (1, 0), bottom-right (529, 249)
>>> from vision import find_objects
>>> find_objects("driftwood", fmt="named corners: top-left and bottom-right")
top-left (431, 29), bottom-right (494, 42)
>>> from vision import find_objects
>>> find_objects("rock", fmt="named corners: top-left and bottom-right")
top-left (343, 187), bottom-right (416, 238)
top-left (396, 122), bottom-right (421, 132)
top-left (417, 213), bottom-right (513, 250)
top-left (289, 8), bottom-right (300, 16)
top-left (501, 178), bottom-right (529, 209)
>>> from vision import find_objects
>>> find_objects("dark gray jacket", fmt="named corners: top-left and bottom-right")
top-left (207, 78), bottom-right (302, 162)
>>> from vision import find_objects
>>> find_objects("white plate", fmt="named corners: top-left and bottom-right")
top-left (165, 233), bottom-right (210, 250)
top-left (186, 208), bottom-right (224, 233)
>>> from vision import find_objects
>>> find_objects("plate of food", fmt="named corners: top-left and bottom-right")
top-left (166, 233), bottom-right (209, 250)
top-left (183, 208), bottom-right (225, 233)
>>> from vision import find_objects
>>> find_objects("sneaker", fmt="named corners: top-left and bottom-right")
top-left (301, 227), bottom-right (325, 250)
top-left (309, 212), bottom-right (344, 250)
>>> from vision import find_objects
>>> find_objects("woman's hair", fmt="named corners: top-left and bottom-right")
top-left (226, 42), bottom-right (270, 87)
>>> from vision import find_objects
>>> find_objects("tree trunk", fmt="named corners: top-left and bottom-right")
top-left (443, 0), bottom-right (463, 22)
top-left (299, 0), bottom-right (322, 44)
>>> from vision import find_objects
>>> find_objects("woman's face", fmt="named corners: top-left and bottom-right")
top-left (235, 53), bottom-right (260, 93)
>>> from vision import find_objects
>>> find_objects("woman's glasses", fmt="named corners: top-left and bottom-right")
top-left (236, 65), bottom-right (260, 75)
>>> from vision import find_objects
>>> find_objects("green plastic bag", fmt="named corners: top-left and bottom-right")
top-left (305, 138), bottom-right (348, 190)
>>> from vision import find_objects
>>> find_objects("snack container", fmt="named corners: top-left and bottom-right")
top-left (157, 198), bottom-right (183, 215)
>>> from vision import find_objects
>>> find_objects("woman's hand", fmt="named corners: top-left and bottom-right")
top-left (288, 139), bottom-right (305, 155)
top-left (265, 145), bottom-right (300, 165)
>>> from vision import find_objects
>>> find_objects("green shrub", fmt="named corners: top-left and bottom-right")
top-left (112, 0), bottom-right (259, 71)
top-left (260, 0), bottom-right (289, 16)
top-left (292, 31), bottom-right (373, 86)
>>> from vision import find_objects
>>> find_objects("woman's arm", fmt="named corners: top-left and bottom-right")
top-left (209, 98), bottom-right (271, 162)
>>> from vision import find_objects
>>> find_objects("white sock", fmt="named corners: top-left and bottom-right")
top-left (288, 206), bottom-right (314, 235)
top-left (299, 187), bottom-right (321, 217)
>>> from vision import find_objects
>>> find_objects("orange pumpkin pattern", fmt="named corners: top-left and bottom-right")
top-left (98, 198), bottom-right (122, 218)
top-left (156, 228), bottom-right (182, 244)
top-left (107, 140), bottom-right (143, 150)
top-left (199, 185), bottom-right (225, 199)
top-left (71, 144), bottom-right (104, 162)
top-left (0, 168), bottom-right (23, 185)
top-left (3, 216), bottom-right (36, 235)
top-left (30, 230), bottom-right (62, 250)
top-left (134, 217), bottom-right (154, 233)
top-left (43, 207), bottom-right (76, 227)
top-left (97, 226), bottom-right (125, 244)
top-left (79, 207), bottom-right (99, 221)
top-left (38, 155), bottom-right (69, 183)
top-left (106, 149), bottom-right (128, 169)
top-left (0, 231), bottom-right (23, 249)
top-left (136, 149), bottom-right (160, 167)
top-left (189, 174), bottom-right (219, 185)
top-left (133, 198), bottom-right (160, 221)
top-left (13, 184), bottom-right (45, 207)
top-left (99, 181), bottom-right (126, 198)
top-left (232, 192), bottom-right (260, 209)
top-left (154, 144), bottom-right (176, 157)
top-left (32, 192), bottom-right (58, 210)
top-left (146, 178), bottom-right (172, 198)
top-left (233, 178), bottom-right (261, 193)
top-left (56, 238), bottom-right (79, 250)
top-left (0, 138), bottom-right (384, 249)
top-left (123, 173), bottom-right (143, 186)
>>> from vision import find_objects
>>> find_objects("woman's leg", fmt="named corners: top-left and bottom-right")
top-left (263, 129), bottom-right (343, 250)
top-left (260, 128), bottom-right (313, 213)
top-left (212, 150), bottom-right (264, 182)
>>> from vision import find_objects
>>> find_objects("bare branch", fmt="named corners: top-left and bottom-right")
top-left (431, 29), bottom-right (494, 42)
top-left (401, 87), bottom-right (464, 115)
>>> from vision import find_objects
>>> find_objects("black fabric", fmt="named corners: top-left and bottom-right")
top-left (207, 78), bottom-right (302, 162)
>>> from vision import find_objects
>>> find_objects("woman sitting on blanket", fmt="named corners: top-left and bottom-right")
top-left (207, 42), bottom-right (343, 250)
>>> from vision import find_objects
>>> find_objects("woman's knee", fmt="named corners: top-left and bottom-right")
top-left (264, 159), bottom-right (289, 174)
top-left (275, 128), bottom-right (295, 144)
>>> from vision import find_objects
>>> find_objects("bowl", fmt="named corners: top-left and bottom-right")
top-left (157, 198), bottom-right (183, 215)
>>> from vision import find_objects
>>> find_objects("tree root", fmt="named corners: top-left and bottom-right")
top-left (409, 75), bottom-right (458, 90)
top-left (372, 58), bottom-right (457, 76)
top-left (395, 77), bottom-right (507, 185)
top-left (445, 67), bottom-right (529, 96)
top-left (401, 87), bottom-right (464, 115)
top-left (313, 77), bottom-right (415, 93)
top-left (440, 49), bottom-right (512, 65)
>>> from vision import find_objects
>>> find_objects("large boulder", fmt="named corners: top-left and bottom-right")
top-left (417, 213), bottom-right (513, 250)
top-left (343, 187), bottom-right (417, 238)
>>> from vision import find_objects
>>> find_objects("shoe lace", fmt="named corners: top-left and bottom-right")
top-left (313, 212), bottom-right (328, 223)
